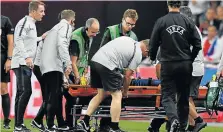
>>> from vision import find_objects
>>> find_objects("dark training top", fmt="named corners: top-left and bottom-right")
top-left (149, 12), bottom-right (202, 62)
top-left (1, 15), bottom-right (14, 53)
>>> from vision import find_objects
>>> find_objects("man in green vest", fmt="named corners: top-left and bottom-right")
top-left (100, 9), bottom-right (138, 48)
top-left (98, 9), bottom-right (138, 132)
top-left (64, 18), bottom-right (100, 129)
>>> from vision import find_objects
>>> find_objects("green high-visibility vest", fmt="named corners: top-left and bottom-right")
top-left (71, 27), bottom-right (90, 76)
top-left (107, 24), bottom-right (138, 41)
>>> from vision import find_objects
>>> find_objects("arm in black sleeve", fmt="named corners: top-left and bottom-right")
top-left (190, 25), bottom-right (202, 61)
top-left (99, 29), bottom-right (111, 48)
top-left (6, 17), bottom-right (14, 35)
top-left (149, 19), bottom-right (161, 61)
top-left (69, 40), bottom-right (80, 57)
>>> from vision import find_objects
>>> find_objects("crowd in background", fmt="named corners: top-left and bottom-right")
top-left (188, 0), bottom-right (223, 67)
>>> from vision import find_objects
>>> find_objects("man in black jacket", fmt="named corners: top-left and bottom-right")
top-left (1, 15), bottom-right (14, 129)
top-left (149, 0), bottom-right (202, 131)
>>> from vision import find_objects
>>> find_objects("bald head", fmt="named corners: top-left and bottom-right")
top-left (85, 18), bottom-right (100, 37)
top-left (86, 18), bottom-right (99, 28)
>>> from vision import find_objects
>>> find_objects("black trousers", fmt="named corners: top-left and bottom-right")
top-left (63, 89), bottom-right (80, 127)
top-left (63, 88), bottom-right (93, 128)
top-left (33, 65), bottom-right (46, 123)
top-left (43, 71), bottom-right (65, 128)
top-left (160, 61), bottom-right (192, 129)
top-left (13, 66), bottom-right (32, 127)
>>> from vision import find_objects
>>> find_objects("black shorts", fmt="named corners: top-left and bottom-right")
top-left (90, 61), bottom-right (123, 92)
top-left (1, 53), bottom-right (10, 82)
top-left (189, 76), bottom-right (203, 99)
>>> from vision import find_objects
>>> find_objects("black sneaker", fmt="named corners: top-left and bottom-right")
top-left (14, 124), bottom-right (31, 132)
top-left (97, 125), bottom-right (109, 132)
top-left (169, 119), bottom-right (179, 132)
top-left (45, 125), bottom-right (58, 132)
top-left (45, 128), bottom-right (58, 132)
top-left (3, 119), bottom-right (11, 129)
top-left (193, 121), bottom-right (207, 132)
top-left (76, 120), bottom-right (90, 132)
top-left (107, 126), bottom-right (126, 132)
top-left (58, 125), bottom-right (69, 131)
top-left (148, 126), bottom-right (159, 132)
top-left (30, 120), bottom-right (45, 131)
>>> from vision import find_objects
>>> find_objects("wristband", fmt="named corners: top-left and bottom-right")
top-left (7, 57), bottom-right (12, 60)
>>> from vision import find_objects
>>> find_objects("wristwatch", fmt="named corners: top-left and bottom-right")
top-left (7, 57), bottom-right (12, 60)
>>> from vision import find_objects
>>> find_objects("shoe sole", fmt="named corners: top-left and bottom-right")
top-left (3, 126), bottom-right (10, 129)
top-left (13, 130), bottom-right (31, 132)
top-left (193, 123), bottom-right (207, 132)
top-left (30, 122), bottom-right (44, 132)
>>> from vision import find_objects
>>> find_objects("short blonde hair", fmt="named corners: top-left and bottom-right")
top-left (29, 1), bottom-right (45, 13)
top-left (60, 10), bottom-right (75, 21)
top-left (141, 39), bottom-right (150, 49)
top-left (123, 9), bottom-right (138, 20)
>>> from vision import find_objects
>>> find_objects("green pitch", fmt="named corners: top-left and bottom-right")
top-left (1, 119), bottom-right (222, 132)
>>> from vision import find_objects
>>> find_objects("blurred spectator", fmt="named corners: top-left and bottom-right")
top-left (217, 6), bottom-right (223, 37)
top-left (209, 1), bottom-right (222, 9)
top-left (202, 26), bottom-right (223, 65)
top-left (217, 6), bottom-right (223, 19)
top-left (199, 8), bottom-right (221, 36)
top-left (188, 0), bottom-right (209, 26)
top-left (181, 0), bottom-right (189, 6)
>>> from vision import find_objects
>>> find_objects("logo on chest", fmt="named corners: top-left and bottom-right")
top-left (166, 25), bottom-right (186, 35)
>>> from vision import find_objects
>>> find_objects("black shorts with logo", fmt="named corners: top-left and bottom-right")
top-left (90, 61), bottom-right (123, 92)
top-left (189, 76), bottom-right (203, 99)
top-left (1, 53), bottom-right (10, 82)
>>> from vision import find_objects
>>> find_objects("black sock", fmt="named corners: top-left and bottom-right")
top-left (194, 116), bottom-right (203, 124)
top-left (83, 115), bottom-right (90, 125)
top-left (110, 122), bottom-right (119, 130)
top-left (100, 117), bottom-right (111, 127)
top-left (1, 94), bottom-right (10, 120)
top-left (150, 118), bottom-right (166, 129)
top-left (187, 125), bottom-right (195, 131)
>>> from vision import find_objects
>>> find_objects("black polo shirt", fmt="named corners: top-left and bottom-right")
top-left (1, 15), bottom-right (14, 53)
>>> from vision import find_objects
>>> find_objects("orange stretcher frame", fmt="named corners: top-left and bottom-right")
top-left (68, 84), bottom-right (208, 101)
top-left (68, 85), bottom-right (208, 129)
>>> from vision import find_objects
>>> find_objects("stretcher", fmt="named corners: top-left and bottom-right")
top-left (68, 79), bottom-right (208, 130)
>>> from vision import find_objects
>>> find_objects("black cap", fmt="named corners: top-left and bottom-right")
top-left (167, 0), bottom-right (181, 8)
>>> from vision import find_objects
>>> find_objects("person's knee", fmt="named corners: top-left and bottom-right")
top-left (0, 83), bottom-right (8, 95)
top-left (110, 90), bottom-right (122, 101)
top-left (97, 89), bottom-right (105, 101)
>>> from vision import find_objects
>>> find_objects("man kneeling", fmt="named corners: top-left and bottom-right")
top-left (77, 36), bottom-right (149, 132)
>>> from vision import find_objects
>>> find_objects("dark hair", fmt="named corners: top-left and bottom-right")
top-left (167, 0), bottom-right (181, 8)
top-left (179, 6), bottom-right (192, 19)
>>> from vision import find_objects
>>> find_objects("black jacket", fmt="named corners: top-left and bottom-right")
top-left (149, 12), bottom-right (202, 62)
top-left (1, 15), bottom-right (14, 53)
